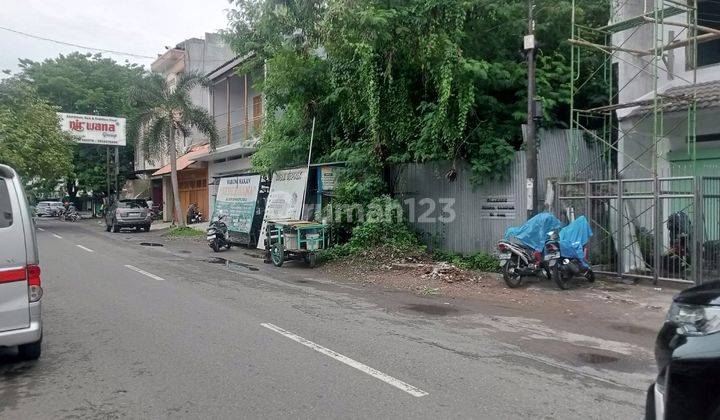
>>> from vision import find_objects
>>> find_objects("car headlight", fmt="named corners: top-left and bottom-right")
top-left (667, 302), bottom-right (720, 336)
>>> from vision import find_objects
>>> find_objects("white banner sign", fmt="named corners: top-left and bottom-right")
top-left (257, 168), bottom-right (309, 249)
top-left (58, 113), bottom-right (126, 146)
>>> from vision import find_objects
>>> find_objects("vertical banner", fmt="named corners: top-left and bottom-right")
top-left (257, 168), bottom-right (309, 249)
top-left (213, 175), bottom-right (262, 234)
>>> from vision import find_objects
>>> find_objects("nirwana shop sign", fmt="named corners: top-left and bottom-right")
top-left (58, 113), bottom-right (127, 146)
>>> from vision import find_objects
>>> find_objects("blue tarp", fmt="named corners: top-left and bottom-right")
top-left (504, 212), bottom-right (563, 251)
top-left (559, 216), bottom-right (593, 266)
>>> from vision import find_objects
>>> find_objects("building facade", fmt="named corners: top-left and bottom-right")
top-left (134, 33), bottom-right (234, 222)
top-left (612, 0), bottom-right (720, 178)
top-left (193, 54), bottom-right (263, 218)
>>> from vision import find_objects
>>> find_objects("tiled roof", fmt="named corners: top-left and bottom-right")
top-left (662, 80), bottom-right (720, 113)
top-left (625, 80), bottom-right (720, 118)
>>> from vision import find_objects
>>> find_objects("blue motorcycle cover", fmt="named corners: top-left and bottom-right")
top-left (504, 212), bottom-right (563, 251)
top-left (559, 216), bottom-right (593, 266)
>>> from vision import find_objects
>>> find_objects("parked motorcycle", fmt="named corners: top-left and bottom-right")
top-left (498, 212), bottom-right (563, 288)
top-left (663, 211), bottom-right (691, 277)
top-left (543, 216), bottom-right (595, 290)
top-left (59, 206), bottom-right (80, 222)
top-left (207, 213), bottom-right (231, 252)
top-left (187, 203), bottom-right (204, 224)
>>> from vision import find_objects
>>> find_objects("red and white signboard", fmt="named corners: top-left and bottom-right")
top-left (58, 113), bottom-right (126, 146)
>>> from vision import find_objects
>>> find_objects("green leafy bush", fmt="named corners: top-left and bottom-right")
top-left (318, 196), bottom-right (423, 262)
top-left (433, 250), bottom-right (499, 272)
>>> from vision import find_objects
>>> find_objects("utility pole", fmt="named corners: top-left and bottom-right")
top-left (114, 146), bottom-right (119, 198)
top-left (525, 0), bottom-right (538, 218)
top-left (106, 146), bottom-right (111, 201)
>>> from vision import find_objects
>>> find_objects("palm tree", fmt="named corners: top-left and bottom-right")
top-left (132, 71), bottom-right (219, 227)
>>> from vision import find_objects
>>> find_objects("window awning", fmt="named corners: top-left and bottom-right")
top-left (152, 143), bottom-right (210, 176)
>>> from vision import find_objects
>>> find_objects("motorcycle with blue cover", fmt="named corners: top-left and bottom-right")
top-left (498, 213), bottom-right (564, 288)
top-left (543, 216), bottom-right (595, 290)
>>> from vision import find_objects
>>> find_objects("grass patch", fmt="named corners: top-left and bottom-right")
top-left (166, 226), bottom-right (204, 237)
top-left (433, 250), bottom-right (499, 272)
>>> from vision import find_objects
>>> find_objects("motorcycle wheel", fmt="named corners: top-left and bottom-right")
top-left (211, 240), bottom-right (221, 252)
top-left (502, 257), bottom-right (523, 288)
top-left (552, 264), bottom-right (572, 290)
top-left (585, 269), bottom-right (595, 283)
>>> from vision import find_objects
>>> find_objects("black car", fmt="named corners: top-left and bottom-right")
top-left (105, 199), bottom-right (152, 232)
top-left (646, 281), bottom-right (720, 420)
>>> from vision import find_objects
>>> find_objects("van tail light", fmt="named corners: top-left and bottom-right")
top-left (533, 251), bottom-right (542, 263)
top-left (546, 243), bottom-right (559, 252)
top-left (498, 243), bottom-right (509, 252)
top-left (584, 246), bottom-right (591, 264)
top-left (27, 264), bottom-right (42, 302)
top-left (0, 267), bottom-right (26, 284)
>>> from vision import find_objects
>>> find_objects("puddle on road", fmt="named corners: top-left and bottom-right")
top-left (203, 257), bottom-right (259, 272)
top-left (402, 303), bottom-right (459, 316)
top-left (610, 324), bottom-right (656, 335)
top-left (577, 352), bottom-right (620, 364)
top-left (139, 242), bottom-right (164, 247)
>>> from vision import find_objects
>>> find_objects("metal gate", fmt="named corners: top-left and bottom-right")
top-left (556, 176), bottom-right (720, 285)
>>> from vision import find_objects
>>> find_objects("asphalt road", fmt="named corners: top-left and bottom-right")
top-left (0, 219), bottom-right (652, 419)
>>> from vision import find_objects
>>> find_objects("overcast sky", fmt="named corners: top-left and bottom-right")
top-left (0, 0), bottom-right (234, 78)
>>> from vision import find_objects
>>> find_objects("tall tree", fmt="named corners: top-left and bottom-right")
top-left (0, 78), bottom-right (74, 200)
top-left (131, 72), bottom-right (219, 227)
top-left (17, 52), bottom-right (146, 198)
top-left (225, 0), bottom-right (608, 201)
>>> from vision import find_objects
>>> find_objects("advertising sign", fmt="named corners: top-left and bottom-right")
top-left (213, 175), bottom-right (262, 234)
top-left (256, 168), bottom-right (309, 249)
top-left (58, 113), bottom-right (127, 146)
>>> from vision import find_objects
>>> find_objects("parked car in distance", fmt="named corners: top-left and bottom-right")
top-left (36, 201), bottom-right (64, 217)
top-left (645, 281), bottom-right (720, 420)
top-left (105, 199), bottom-right (152, 233)
top-left (0, 164), bottom-right (43, 360)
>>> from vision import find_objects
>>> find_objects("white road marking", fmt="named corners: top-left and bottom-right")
top-left (124, 265), bottom-right (165, 281)
top-left (37, 227), bottom-right (45, 231)
top-left (51, 233), bottom-right (62, 239)
top-left (76, 245), bottom-right (94, 253)
top-left (261, 323), bottom-right (429, 398)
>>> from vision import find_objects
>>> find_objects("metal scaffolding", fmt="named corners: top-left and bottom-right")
top-left (568, 0), bottom-right (713, 180)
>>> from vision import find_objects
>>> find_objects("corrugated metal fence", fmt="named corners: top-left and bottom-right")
top-left (393, 129), bottom-right (603, 254)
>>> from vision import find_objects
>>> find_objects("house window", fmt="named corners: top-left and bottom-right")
top-left (695, 0), bottom-right (720, 67)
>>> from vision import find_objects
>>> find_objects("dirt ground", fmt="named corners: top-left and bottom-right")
top-left (319, 250), bottom-right (679, 359)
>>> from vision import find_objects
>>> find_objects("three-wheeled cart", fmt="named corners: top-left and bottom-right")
top-left (264, 220), bottom-right (326, 268)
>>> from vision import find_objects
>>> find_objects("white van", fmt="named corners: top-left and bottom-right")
top-left (0, 164), bottom-right (42, 360)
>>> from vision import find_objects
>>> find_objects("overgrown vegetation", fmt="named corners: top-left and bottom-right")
top-left (319, 196), bottom-right (424, 262)
top-left (225, 0), bottom-right (608, 194)
top-left (224, 0), bottom-right (609, 262)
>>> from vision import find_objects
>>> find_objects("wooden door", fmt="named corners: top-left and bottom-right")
top-left (178, 170), bottom-right (208, 220)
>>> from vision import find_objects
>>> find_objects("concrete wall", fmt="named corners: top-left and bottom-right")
top-left (612, 1), bottom-right (720, 108)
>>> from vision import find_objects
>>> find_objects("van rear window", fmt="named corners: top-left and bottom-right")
top-left (0, 179), bottom-right (13, 228)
